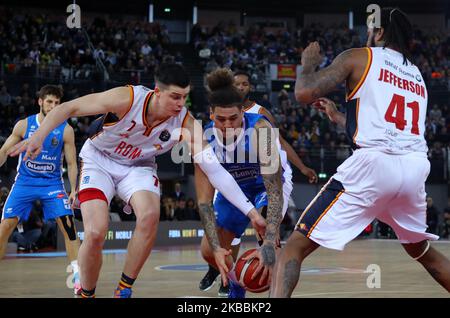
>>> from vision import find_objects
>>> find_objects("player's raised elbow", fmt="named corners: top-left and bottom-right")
top-left (294, 88), bottom-right (315, 104)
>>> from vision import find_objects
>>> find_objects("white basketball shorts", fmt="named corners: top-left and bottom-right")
top-left (78, 141), bottom-right (160, 204)
top-left (296, 148), bottom-right (439, 250)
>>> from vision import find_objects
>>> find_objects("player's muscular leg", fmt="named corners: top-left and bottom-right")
top-left (402, 240), bottom-right (450, 291)
top-left (56, 215), bottom-right (80, 262)
top-left (270, 231), bottom-right (319, 298)
top-left (78, 199), bottom-right (109, 290)
top-left (201, 227), bottom-right (235, 270)
top-left (0, 217), bottom-right (19, 260)
top-left (122, 190), bottom-right (160, 278)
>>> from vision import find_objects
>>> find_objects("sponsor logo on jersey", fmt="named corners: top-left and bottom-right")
top-left (57, 193), bottom-right (66, 199)
top-left (42, 154), bottom-right (57, 161)
top-left (25, 160), bottom-right (56, 173)
top-left (51, 137), bottom-right (59, 147)
top-left (159, 129), bottom-right (171, 142)
top-left (48, 190), bottom-right (63, 196)
top-left (114, 141), bottom-right (142, 159)
top-left (52, 129), bottom-right (61, 135)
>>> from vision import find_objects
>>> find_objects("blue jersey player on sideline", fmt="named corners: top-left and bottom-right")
top-left (195, 68), bottom-right (287, 298)
top-left (0, 85), bottom-right (82, 295)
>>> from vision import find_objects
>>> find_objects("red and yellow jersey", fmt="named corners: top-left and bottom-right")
top-left (346, 47), bottom-right (427, 154)
top-left (81, 85), bottom-right (188, 166)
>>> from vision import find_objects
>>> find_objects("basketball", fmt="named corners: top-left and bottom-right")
top-left (234, 248), bottom-right (270, 293)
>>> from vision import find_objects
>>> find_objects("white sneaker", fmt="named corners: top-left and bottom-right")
top-left (73, 272), bottom-right (82, 295)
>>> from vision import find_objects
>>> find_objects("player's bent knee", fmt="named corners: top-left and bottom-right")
top-left (135, 210), bottom-right (159, 228)
top-left (84, 229), bottom-right (107, 247)
top-left (58, 215), bottom-right (77, 241)
top-left (0, 218), bottom-right (19, 233)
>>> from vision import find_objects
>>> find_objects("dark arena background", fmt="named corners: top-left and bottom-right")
top-left (0, 0), bottom-right (448, 301)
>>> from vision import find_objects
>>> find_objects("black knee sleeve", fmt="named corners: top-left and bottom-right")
top-left (59, 215), bottom-right (77, 241)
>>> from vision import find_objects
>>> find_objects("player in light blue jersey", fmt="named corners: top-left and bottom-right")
top-left (196, 68), bottom-right (285, 298)
top-left (0, 85), bottom-right (82, 295)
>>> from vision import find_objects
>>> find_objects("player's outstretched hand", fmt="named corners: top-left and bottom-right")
top-left (312, 97), bottom-right (338, 123)
top-left (213, 247), bottom-right (233, 287)
top-left (301, 166), bottom-right (318, 183)
top-left (8, 135), bottom-right (44, 160)
top-left (242, 241), bottom-right (276, 285)
top-left (301, 41), bottom-right (322, 70)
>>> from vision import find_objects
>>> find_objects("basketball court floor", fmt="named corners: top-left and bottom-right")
top-left (0, 239), bottom-right (449, 298)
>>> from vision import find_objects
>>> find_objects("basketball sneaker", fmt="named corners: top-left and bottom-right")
top-left (228, 280), bottom-right (246, 299)
top-left (114, 287), bottom-right (132, 298)
top-left (199, 265), bottom-right (220, 291)
top-left (73, 272), bottom-right (82, 295)
top-left (217, 282), bottom-right (229, 297)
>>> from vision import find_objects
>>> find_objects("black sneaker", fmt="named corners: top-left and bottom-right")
top-left (199, 266), bottom-right (220, 291)
top-left (218, 282), bottom-right (229, 297)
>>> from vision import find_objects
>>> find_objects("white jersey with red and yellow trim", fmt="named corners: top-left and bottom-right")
top-left (346, 47), bottom-right (428, 154)
top-left (243, 102), bottom-right (263, 114)
top-left (81, 85), bottom-right (188, 167)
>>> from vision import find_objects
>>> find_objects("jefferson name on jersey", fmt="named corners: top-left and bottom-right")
top-left (377, 63), bottom-right (426, 98)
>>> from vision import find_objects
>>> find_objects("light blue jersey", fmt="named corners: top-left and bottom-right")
top-left (205, 113), bottom-right (269, 237)
top-left (16, 114), bottom-right (66, 187)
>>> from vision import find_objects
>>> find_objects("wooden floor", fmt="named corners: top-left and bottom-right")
top-left (0, 239), bottom-right (449, 298)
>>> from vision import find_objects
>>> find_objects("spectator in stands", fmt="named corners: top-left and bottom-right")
top-left (0, 186), bottom-right (9, 217)
top-left (0, 86), bottom-right (12, 107)
top-left (185, 198), bottom-right (199, 221)
top-left (443, 199), bottom-right (450, 239)
top-left (426, 196), bottom-right (440, 235)
top-left (161, 197), bottom-right (175, 221)
top-left (11, 204), bottom-right (43, 252)
top-left (171, 182), bottom-right (185, 201)
top-left (174, 198), bottom-right (187, 221)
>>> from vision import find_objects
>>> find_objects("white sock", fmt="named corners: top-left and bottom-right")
top-left (71, 260), bottom-right (79, 274)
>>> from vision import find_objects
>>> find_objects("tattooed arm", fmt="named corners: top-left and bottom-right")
top-left (194, 164), bottom-right (221, 250)
top-left (295, 42), bottom-right (367, 104)
top-left (194, 164), bottom-right (232, 284)
top-left (255, 118), bottom-right (283, 246)
top-left (248, 118), bottom-right (283, 283)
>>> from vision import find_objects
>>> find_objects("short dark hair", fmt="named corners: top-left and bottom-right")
top-left (233, 70), bottom-right (252, 84)
top-left (206, 68), bottom-right (243, 109)
top-left (38, 85), bottom-right (63, 100)
top-left (155, 63), bottom-right (190, 88)
top-left (376, 7), bottom-right (413, 65)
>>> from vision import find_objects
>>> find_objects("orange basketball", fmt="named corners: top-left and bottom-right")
top-left (234, 248), bottom-right (270, 293)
